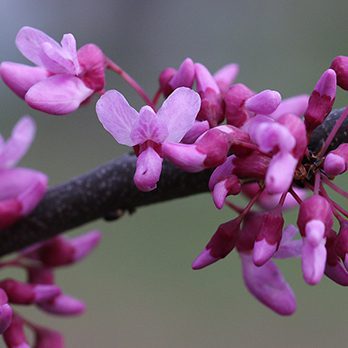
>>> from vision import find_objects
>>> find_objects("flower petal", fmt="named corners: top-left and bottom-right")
top-left (0, 62), bottom-right (48, 98)
top-left (195, 63), bottom-right (220, 94)
top-left (130, 106), bottom-right (168, 144)
top-left (96, 89), bottom-right (139, 146)
top-left (181, 120), bottom-right (210, 144)
top-left (240, 253), bottom-right (296, 315)
top-left (269, 95), bottom-right (309, 119)
top-left (0, 116), bottom-right (36, 169)
top-left (25, 75), bottom-right (93, 115)
top-left (134, 146), bottom-right (163, 192)
top-left (16, 26), bottom-right (60, 67)
top-left (157, 87), bottom-right (201, 142)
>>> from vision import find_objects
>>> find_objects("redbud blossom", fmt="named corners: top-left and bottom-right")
top-left (330, 55), bottom-right (348, 90)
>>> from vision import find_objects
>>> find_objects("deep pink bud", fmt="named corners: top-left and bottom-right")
top-left (0, 279), bottom-right (60, 305)
top-left (330, 55), bottom-right (348, 90)
top-left (169, 58), bottom-right (195, 90)
top-left (34, 230), bottom-right (101, 267)
top-left (34, 327), bottom-right (64, 348)
top-left (77, 44), bottom-right (105, 92)
top-left (324, 143), bottom-right (348, 176)
top-left (297, 195), bottom-right (333, 285)
top-left (192, 218), bottom-right (241, 269)
top-left (181, 120), bottom-right (210, 144)
top-left (252, 209), bottom-right (284, 266)
top-left (244, 89), bottom-right (281, 115)
top-left (27, 267), bottom-right (55, 285)
top-left (3, 314), bottom-right (29, 348)
top-left (159, 67), bottom-right (176, 97)
top-left (224, 83), bottom-right (254, 127)
top-left (196, 89), bottom-right (225, 127)
top-left (304, 69), bottom-right (336, 132)
top-left (335, 221), bottom-right (348, 270)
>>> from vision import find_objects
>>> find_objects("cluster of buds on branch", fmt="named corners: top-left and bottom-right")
top-left (0, 25), bottom-right (348, 345)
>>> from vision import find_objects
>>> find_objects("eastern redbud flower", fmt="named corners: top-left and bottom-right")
top-left (195, 63), bottom-right (239, 127)
top-left (330, 55), bottom-right (348, 90)
top-left (1, 26), bottom-right (105, 115)
top-left (297, 195), bottom-right (333, 285)
top-left (3, 314), bottom-right (30, 348)
top-left (324, 143), bottom-right (348, 176)
top-left (159, 58), bottom-right (195, 97)
top-left (304, 69), bottom-right (336, 132)
top-left (34, 327), bottom-right (64, 348)
top-left (0, 289), bottom-right (12, 335)
top-left (96, 87), bottom-right (201, 191)
top-left (0, 116), bottom-right (47, 228)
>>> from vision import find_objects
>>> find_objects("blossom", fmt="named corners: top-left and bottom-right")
top-left (0, 116), bottom-right (47, 229)
top-left (96, 87), bottom-right (201, 191)
top-left (1, 26), bottom-right (105, 115)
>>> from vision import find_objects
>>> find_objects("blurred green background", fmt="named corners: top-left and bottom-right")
top-left (1, 0), bottom-right (348, 347)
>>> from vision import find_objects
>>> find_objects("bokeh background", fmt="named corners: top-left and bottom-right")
top-left (1, 1), bottom-right (348, 347)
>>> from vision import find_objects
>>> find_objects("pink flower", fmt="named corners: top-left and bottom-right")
top-left (1, 26), bottom-right (105, 115)
top-left (96, 87), bottom-right (201, 191)
top-left (0, 116), bottom-right (47, 228)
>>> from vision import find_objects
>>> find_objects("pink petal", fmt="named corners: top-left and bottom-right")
top-left (134, 146), bottom-right (163, 192)
top-left (0, 116), bottom-right (36, 169)
top-left (0, 167), bottom-right (48, 216)
top-left (130, 106), bottom-right (168, 144)
top-left (0, 62), bottom-right (48, 98)
top-left (265, 152), bottom-right (298, 194)
top-left (274, 225), bottom-right (302, 259)
top-left (245, 90), bottom-right (282, 115)
top-left (195, 63), bottom-right (220, 94)
top-left (34, 328), bottom-right (65, 348)
top-left (162, 142), bottom-right (206, 172)
top-left (25, 75), bottom-right (93, 115)
top-left (269, 95), bottom-right (309, 119)
top-left (302, 238), bottom-right (326, 285)
top-left (192, 248), bottom-right (219, 270)
top-left (213, 63), bottom-right (239, 93)
top-left (315, 69), bottom-right (337, 98)
top-left (208, 155), bottom-right (235, 191)
top-left (253, 239), bottom-right (278, 266)
top-left (240, 253), bottom-right (296, 315)
top-left (70, 230), bottom-right (102, 262)
top-left (61, 33), bottom-right (80, 73)
top-left (324, 153), bottom-right (346, 176)
top-left (157, 87), bottom-right (201, 142)
top-left (169, 58), bottom-right (195, 90)
top-left (38, 294), bottom-right (85, 316)
top-left (0, 303), bottom-right (12, 335)
top-left (181, 120), bottom-right (210, 144)
top-left (16, 26), bottom-right (60, 67)
top-left (96, 89), bottom-right (139, 146)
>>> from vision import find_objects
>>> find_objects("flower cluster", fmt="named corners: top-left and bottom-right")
top-left (0, 230), bottom-right (101, 348)
top-left (2, 26), bottom-right (348, 336)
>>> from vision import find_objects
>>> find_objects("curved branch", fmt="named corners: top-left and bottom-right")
top-left (0, 108), bottom-right (347, 257)
top-left (0, 154), bottom-right (212, 256)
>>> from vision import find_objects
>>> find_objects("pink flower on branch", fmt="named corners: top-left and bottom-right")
top-left (96, 87), bottom-right (201, 191)
top-left (1, 26), bottom-right (105, 115)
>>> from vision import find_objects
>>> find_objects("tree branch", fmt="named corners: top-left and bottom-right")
top-left (0, 154), bottom-right (212, 256)
top-left (0, 107), bottom-right (347, 257)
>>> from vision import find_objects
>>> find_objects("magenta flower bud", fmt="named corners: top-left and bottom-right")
top-left (0, 289), bottom-right (12, 335)
top-left (0, 279), bottom-right (60, 305)
top-left (192, 218), bottom-right (241, 270)
top-left (181, 120), bottom-right (210, 144)
top-left (77, 43), bottom-right (106, 92)
top-left (213, 63), bottom-right (239, 93)
top-left (34, 327), bottom-right (64, 348)
top-left (27, 267), bottom-right (55, 285)
top-left (232, 151), bottom-right (271, 180)
top-left (195, 63), bottom-right (220, 94)
top-left (38, 294), bottom-right (85, 316)
top-left (197, 89), bottom-right (225, 127)
top-left (224, 83), bottom-right (254, 127)
top-left (244, 89), bottom-right (281, 115)
top-left (304, 69), bottom-right (337, 132)
top-left (162, 128), bottom-right (229, 172)
top-left (159, 67), bottom-right (176, 97)
top-left (253, 209), bottom-right (284, 266)
top-left (297, 195), bottom-right (333, 285)
top-left (169, 58), bottom-right (195, 90)
top-left (324, 143), bottom-right (348, 176)
top-left (330, 55), bottom-right (348, 90)
top-left (209, 156), bottom-right (241, 209)
top-left (3, 314), bottom-right (29, 348)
